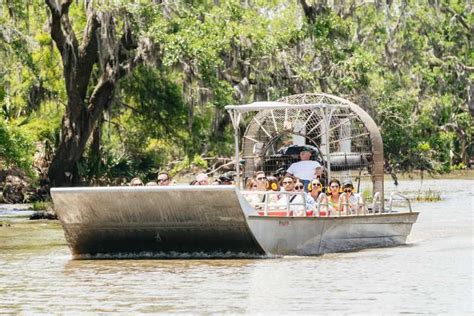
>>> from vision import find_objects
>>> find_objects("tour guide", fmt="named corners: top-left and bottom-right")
top-left (286, 148), bottom-right (321, 191)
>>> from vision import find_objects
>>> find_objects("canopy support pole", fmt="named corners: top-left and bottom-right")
top-left (228, 110), bottom-right (242, 189)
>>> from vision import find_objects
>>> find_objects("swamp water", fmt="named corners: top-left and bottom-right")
top-left (0, 176), bottom-right (472, 314)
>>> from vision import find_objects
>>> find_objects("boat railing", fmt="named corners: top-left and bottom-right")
top-left (339, 194), bottom-right (367, 216)
top-left (371, 192), bottom-right (382, 213)
top-left (241, 191), bottom-right (307, 216)
top-left (315, 193), bottom-right (329, 216)
top-left (242, 191), bottom-right (370, 217)
top-left (243, 190), bottom-right (414, 217)
top-left (388, 192), bottom-right (412, 213)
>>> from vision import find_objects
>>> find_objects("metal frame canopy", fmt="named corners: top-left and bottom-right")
top-left (225, 93), bottom-right (384, 204)
top-left (225, 101), bottom-right (346, 114)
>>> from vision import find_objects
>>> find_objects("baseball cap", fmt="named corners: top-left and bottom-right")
top-left (342, 179), bottom-right (353, 187)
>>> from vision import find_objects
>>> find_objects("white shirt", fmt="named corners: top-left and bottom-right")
top-left (287, 160), bottom-right (321, 181)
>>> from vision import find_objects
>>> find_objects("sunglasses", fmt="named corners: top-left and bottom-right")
top-left (344, 189), bottom-right (352, 193)
top-left (282, 181), bottom-right (293, 185)
top-left (256, 177), bottom-right (266, 181)
top-left (158, 178), bottom-right (169, 183)
top-left (295, 185), bottom-right (304, 190)
top-left (252, 185), bottom-right (258, 188)
top-left (311, 183), bottom-right (321, 187)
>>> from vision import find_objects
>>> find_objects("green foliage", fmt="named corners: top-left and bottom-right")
top-left (0, 0), bottom-right (472, 183)
top-left (192, 154), bottom-right (208, 169)
top-left (415, 189), bottom-right (442, 202)
top-left (170, 156), bottom-right (190, 176)
top-left (0, 119), bottom-right (34, 173)
top-left (31, 200), bottom-right (53, 211)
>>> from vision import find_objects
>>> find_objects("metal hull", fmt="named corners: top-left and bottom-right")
top-left (51, 186), bottom-right (418, 258)
top-left (51, 186), bottom-right (265, 257)
top-left (247, 212), bottom-right (418, 256)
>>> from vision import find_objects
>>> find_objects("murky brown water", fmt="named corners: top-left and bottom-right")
top-left (1, 176), bottom-right (472, 313)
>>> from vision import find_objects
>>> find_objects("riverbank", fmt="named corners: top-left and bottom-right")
top-left (386, 169), bottom-right (473, 180)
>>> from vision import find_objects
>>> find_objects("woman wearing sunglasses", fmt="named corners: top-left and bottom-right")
top-left (245, 178), bottom-right (263, 205)
top-left (295, 179), bottom-right (315, 212)
top-left (308, 179), bottom-right (323, 201)
top-left (308, 179), bottom-right (329, 216)
top-left (327, 178), bottom-right (341, 215)
top-left (253, 171), bottom-right (268, 191)
top-left (340, 180), bottom-right (364, 215)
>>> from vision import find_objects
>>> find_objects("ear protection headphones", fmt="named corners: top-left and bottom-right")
top-left (266, 181), bottom-right (278, 191)
top-left (308, 181), bottom-right (322, 191)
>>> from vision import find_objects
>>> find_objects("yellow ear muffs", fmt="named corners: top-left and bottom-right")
top-left (271, 182), bottom-right (278, 191)
top-left (308, 182), bottom-right (313, 191)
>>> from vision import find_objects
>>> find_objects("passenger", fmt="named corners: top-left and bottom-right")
top-left (253, 171), bottom-right (267, 191)
top-left (195, 173), bottom-right (209, 185)
top-left (340, 180), bottom-right (364, 214)
top-left (245, 178), bottom-right (263, 207)
top-left (145, 181), bottom-right (158, 186)
top-left (314, 166), bottom-right (327, 190)
top-left (157, 171), bottom-right (171, 186)
top-left (264, 176), bottom-right (281, 207)
top-left (308, 179), bottom-right (323, 201)
top-left (279, 175), bottom-right (306, 216)
top-left (265, 176), bottom-right (280, 193)
top-left (295, 179), bottom-right (315, 212)
top-left (327, 179), bottom-right (341, 215)
top-left (189, 180), bottom-right (198, 185)
top-left (308, 178), bottom-right (328, 216)
top-left (130, 177), bottom-right (144, 186)
top-left (286, 148), bottom-right (321, 192)
top-left (218, 174), bottom-right (233, 185)
top-left (246, 178), bottom-right (259, 190)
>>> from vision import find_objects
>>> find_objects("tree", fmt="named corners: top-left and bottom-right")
top-left (44, 0), bottom-right (146, 186)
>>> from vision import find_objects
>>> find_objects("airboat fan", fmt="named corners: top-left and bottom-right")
top-left (226, 93), bottom-right (384, 196)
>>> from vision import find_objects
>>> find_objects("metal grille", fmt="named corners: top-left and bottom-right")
top-left (240, 93), bottom-right (376, 195)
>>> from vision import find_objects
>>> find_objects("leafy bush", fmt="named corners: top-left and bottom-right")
top-left (0, 119), bottom-right (34, 174)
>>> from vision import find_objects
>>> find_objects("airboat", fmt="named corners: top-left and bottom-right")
top-left (51, 93), bottom-right (418, 258)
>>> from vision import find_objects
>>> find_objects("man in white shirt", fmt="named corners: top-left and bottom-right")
top-left (286, 148), bottom-right (321, 191)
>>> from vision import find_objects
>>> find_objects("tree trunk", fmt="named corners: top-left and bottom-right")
top-left (45, 0), bottom-right (140, 187)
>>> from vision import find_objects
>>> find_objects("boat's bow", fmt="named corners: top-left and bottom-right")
top-left (51, 186), bottom-right (265, 258)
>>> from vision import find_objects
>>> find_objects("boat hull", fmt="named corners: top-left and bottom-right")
top-left (51, 186), bottom-right (265, 257)
top-left (247, 212), bottom-right (419, 255)
top-left (51, 186), bottom-right (418, 258)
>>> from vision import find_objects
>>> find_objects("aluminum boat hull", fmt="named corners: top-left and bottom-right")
top-left (247, 212), bottom-right (418, 255)
top-left (51, 186), bottom-right (265, 257)
top-left (51, 186), bottom-right (418, 258)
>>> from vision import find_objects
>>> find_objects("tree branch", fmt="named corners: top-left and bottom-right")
top-left (45, 0), bottom-right (78, 93)
top-left (88, 78), bottom-right (115, 122)
top-left (45, 0), bottom-right (66, 54)
top-left (77, 10), bottom-right (100, 99)
top-left (441, 5), bottom-right (472, 34)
